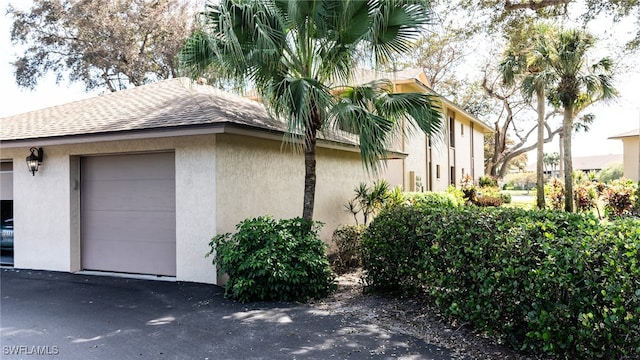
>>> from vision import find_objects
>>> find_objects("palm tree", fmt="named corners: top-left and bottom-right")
top-left (180, 0), bottom-right (441, 221)
top-left (536, 28), bottom-right (616, 212)
top-left (500, 25), bottom-right (556, 210)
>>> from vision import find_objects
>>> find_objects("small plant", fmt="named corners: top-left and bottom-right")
top-left (459, 173), bottom-right (477, 203)
top-left (344, 180), bottom-right (391, 225)
top-left (208, 216), bottom-right (336, 302)
top-left (446, 185), bottom-right (465, 205)
top-left (603, 178), bottom-right (637, 218)
top-left (545, 177), bottom-right (565, 210)
top-left (406, 191), bottom-right (462, 209)
top-left (573, 181), bottom-right (597, 213)
top-left (499, 192), bottom-right (512, 204)
top-left (331, 224), bottom-right (366, 274)
top-left (472, 195), bottom-right (503, 207)
top-left (479, 175), bottom-right (498, 187)
top-left (634, 181), bottom-right (640, 216)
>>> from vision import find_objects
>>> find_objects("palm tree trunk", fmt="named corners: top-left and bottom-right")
top-left (563, 106), bottom-right (574, 212)
top-left (536, 90), bottom-right (546, 209)
top-left (558, 132), bottom-right (564, 179)
top-left (303, 132), bottom-right (317, 221)
top-left (303, 106), bottom-right (321, 221)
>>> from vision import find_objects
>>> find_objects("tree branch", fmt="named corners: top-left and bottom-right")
top-left (504, 0), bottom-right (572, 11)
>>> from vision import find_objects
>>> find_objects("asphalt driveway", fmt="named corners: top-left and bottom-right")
top-left (0, 268), bottom-right (451, 359)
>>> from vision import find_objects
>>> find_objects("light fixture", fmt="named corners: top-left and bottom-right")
top-left (26, 147), bottom-right (44, 176)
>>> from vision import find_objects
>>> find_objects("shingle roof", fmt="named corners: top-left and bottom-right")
top-left (0, 77), bottom-right (357, 146)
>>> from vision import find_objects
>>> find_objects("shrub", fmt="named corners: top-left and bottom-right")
top-left (597, 163), bottom-right (624, 183)
top-left (603, 178), bottom-right (637, 218)
top-left (504, 172), bottom-right (537, 190)
top-left (472, 195), bottom-right (503, 207)
top-left (208, 216), bottom-right (336, 302)
top-left (362, 206), bottom-right (640, 358)
top-left (573, 181), bottom-right (598, 213)
top-left (459, 174), bottom-right (477, 202)
top-left (479, 175), bottom-right (498, 187)
top-left (446, 185), bottom-right (465, 205)
top-left (499, 192), bottom-right (512, 204)
top-left (634, 181), bottom-right (640, 215)
top-left (545, 177), bottom-right (565, 210)
top-left (331, 224), bottom-right (366, 274)
top-left (405, 191), bottom-right (462, 209)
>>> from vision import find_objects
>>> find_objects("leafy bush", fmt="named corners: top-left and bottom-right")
top-left (499, 192), bottom-right (512, 204)
top-left (405, 191), bottom-right (462, 209)
top-left (634, 181), bottom-right (640, 216)
top-left (446, 185), bottom-right (465, 205)
top-left (208, 216), bottom-right (336, 302)
top-left (573, 181), bottom-right (598, 213)
top-left (331, 224), bottom-right (366, 274)
top-left (362, 206), bottom-right (640, 358)
top-left (459, 173), bottom-right (477, 202)
top-left (597, 163), bottom-right (624, 183)
top-left (479, 175), bottom-right (498, 187)
top-left (504, 172), bottom-right (537, 190)
top-left (472, 195), bottom-right (503, 207)
top-left (603, 178), bottom-right (638, 218)
top-left (545, 177), bottom-right (565, 210)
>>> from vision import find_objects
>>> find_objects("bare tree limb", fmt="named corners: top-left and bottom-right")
top-left (504, 0), bottom-right (572, 11)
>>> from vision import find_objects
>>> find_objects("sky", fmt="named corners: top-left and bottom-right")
top-left (1, 4), bottom-right (639, 160)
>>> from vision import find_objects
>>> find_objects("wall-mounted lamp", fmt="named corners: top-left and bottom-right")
top-left (26, 147), bottom-right (44, 176)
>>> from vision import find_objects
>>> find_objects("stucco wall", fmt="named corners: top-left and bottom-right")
top-left (2, 135), bottom-right (217, 284)
top-left (622, 138), bottom-right (640, 181)
top-left (473, 130), bottom-right (486, 183)
top-left (3, 146), bottom-right (73, 272)
top-left (215, 134), bottom-right (369, 245)
top-left (402, 133), bottom-right (428, 191)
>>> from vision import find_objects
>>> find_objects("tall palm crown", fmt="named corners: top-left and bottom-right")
top-left (534, 28), bottom-right (616, 212)
top-left (180, 0), bottom-right (442, 220)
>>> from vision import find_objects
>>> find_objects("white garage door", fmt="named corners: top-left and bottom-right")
top-left (81, 153), bottom-right (176, 276)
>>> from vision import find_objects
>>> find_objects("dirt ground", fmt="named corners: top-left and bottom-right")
top-left (311, 270), bottom-right (542, 360)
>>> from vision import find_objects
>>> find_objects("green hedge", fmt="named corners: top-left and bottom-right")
top-left (209, 216), bottom-right (336, 303)
top-left (362, 206), bottom-right (640, 358)
top-left (404, 190), bottom-right (462, 209)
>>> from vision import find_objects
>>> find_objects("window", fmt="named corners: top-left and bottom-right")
top-left (461, 123), bottom-right (464, 136)
top-left (449, 116), bottom-right (455, 147)
top-left (450, 166), bottom-right (455, 185)
top-left (436, 165), bottom-right (441, 179)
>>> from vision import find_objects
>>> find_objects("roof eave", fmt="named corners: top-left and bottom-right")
top-left (0, 122), bottom-right (365, 154)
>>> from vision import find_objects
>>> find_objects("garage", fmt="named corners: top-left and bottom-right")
top-left (81, 152), bottom-right (176, 276)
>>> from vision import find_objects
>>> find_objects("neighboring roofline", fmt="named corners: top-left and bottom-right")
top-left (402, 78), bottom-right (494, 134)
top-left (608, 128), bottom-right (640, 139)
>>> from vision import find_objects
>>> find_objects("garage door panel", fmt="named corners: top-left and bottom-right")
top-left (82, 211), bottom-right (175, 243)
top-left (82, 180), bottom-right (175, 211)
top-left (81, 153), bottom-right (176, 276)
top-left (82, 240), bottom-right (176, 276)
top-left (81, 153), bottom-right (175, 181)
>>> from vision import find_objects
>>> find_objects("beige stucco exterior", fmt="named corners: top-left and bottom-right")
top-left (215, 134), bottom-right (369, 243)
top-left (1, 135), bottom-right (217, 283)
top-left (380, 79), bottom-right (493, 192)
top-left (622, 137), bottom-right (640, 181)
top-left (0, 132), bottom-right (369, 284)
top-left (609, 130), bottom-right (640, 182)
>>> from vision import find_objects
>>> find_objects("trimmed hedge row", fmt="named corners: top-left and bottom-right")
top-left (362, 206), bottom-right (640, 358)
